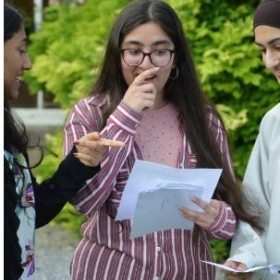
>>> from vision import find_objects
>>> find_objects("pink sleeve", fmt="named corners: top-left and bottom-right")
top-left (63, 98), bottom-right (142, 215)
top-left (205, 201), bottom-right (236, 240)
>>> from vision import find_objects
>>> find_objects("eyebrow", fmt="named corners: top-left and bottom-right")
top-left (122, 39), bottom-right (172, 47)
top-left (255, 37), bottom-right (280, 47)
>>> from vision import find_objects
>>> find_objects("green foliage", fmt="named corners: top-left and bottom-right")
top-left (27, 0), bottom-right (280, 263)
top-left (25, 0), bottom-right (131, 109)
top-left (216, 105), bottom-right (247, 132)
top-left (48, 203), bottom-right (85, 237)
top-left (33, 131), bottom-right (63, 182)
top-left (210, 240), bottom-right (230, 263)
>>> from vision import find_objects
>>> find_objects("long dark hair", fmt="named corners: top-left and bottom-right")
top-left (91, 0), bottom-right (262, 232)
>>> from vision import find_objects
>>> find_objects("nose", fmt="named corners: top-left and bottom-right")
top-left (140, 53), bottom-right (153, 68)
top-left (23, 53), bottom-right (32, 70)
top-left (264, 50), bottom-right (280, 69)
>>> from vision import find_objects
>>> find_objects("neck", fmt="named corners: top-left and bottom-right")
top-left (152, 96), bottom-right (168, 110)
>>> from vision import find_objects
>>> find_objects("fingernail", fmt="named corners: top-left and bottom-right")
top-left (73, 153), bottom-right (78, 157)
top-left (191, 196), bottom-right (196, 202)
top-left (73, 141), bottom-right (80, 145)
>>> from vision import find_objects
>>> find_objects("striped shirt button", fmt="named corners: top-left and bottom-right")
top-left (154, 277), bottom-right (160, 280)
top-left (156, 246), bottom-right (161, 252)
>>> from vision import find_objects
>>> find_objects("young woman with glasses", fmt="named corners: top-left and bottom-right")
top-left (63, 1), bottom-right (262, 279)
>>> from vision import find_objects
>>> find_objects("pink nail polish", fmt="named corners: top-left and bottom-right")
top-left (73, 141), bottom-right (80, 145)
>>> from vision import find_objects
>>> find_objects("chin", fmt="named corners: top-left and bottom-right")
top-left (4, 81), bottom-right (21, 100)
top-left (6, 90), bottom-right (20, 100)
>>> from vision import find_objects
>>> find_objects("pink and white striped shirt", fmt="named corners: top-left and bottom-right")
top-left (64, 95), bottom-right (236, 280)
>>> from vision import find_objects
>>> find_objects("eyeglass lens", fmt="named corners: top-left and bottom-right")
top-left (122, 50), bottom-right (173, 67)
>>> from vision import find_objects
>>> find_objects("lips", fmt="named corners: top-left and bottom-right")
top-left (15, 76), bottom-right (22, 88)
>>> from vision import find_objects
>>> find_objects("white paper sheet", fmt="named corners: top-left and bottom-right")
top-left (201, 261), bottom-right (280, 274)
top-left (131, 184), bottom-right (203, 238)
top-left (115, 160), bottom-right (222, 235)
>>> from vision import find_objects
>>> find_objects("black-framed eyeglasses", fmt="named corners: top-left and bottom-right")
top-left (120, 49), bottom-right (175, 68)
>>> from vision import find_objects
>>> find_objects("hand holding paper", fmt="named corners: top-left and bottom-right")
top-left (131, 184), bottom-right (203, 238)
top-left (115, 160), bottom-right (222, 238)
top-left (201, 260), bottom-right (280, 274)
top-left (178, 196), bottom-right (221, 230)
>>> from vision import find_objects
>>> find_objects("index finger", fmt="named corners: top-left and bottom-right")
top-left (134, 67), bottom-right (160, 85)
top-left (83, 131), bottom-right (102, 141)
top-left (191, 196), bottom-right (209, 211)
top-left (99, 138), bottom-right (126, 148)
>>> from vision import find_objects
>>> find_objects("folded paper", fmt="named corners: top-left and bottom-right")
top-left (115, 160), bottom-right (222, 238)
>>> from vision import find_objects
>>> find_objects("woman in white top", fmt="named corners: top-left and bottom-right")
top-left (224, 0), bottom-right (280, 279)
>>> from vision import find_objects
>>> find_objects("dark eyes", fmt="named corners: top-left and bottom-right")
top-left (127, 49), bottom-right (141, 55)
top-left (259, 45), bottom-right (280, 53)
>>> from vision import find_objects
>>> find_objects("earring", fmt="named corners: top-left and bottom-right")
top-left (169, 66), bottom-right (179, 80)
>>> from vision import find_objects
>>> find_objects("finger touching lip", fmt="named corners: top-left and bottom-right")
top-left (142, 75), bottom-right (157, 83)
top-left (137, 67), bottom-right (159, 82)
